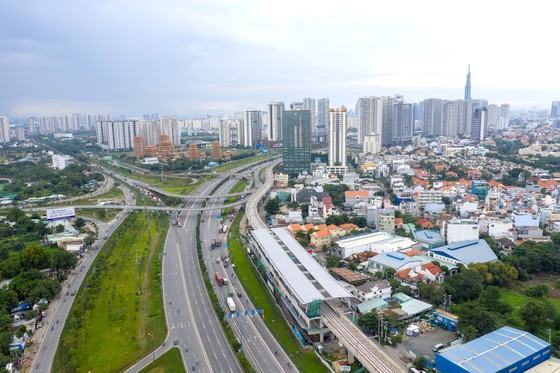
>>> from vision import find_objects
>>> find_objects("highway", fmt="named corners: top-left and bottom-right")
top-left (26, 200), bottom-right (248, 213)
top-left (30, 183), bottom-right (136, 372)
top-left (200, 174), bottom-right (295, 373)
top-left (127, 178), bottom-right (242, 373)
top-left (101, 159), bottom-right (282, 200)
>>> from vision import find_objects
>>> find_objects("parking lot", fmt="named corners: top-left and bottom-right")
top-left (400, 327), bottom-right (457, 359)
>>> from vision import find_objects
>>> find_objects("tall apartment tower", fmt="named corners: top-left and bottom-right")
top-left (302, 98), bottom-right (316, 142)
top-left (0, 116), bottom-right (10, 143)
top-left (422, 98), bottom-right (444, 136)
top-left (381, 96), bottom-right (401, 147)
top-left (392, 102), bottom-right (414, 145)
top-left (267, 102), bottom-right (284, 141)
top-left (464, 65), bottom-right (472, 101)
top-left (316, 98), bottom-right (330, 143)
top-left (552, 102), bottom-right (560, 118)
top-left (356, 96), bottom-right (383, 144)
top-left (328, 107), bottom-right (347, 168)
top-left (471, 107), bottom-right (488, 141)
top-left (96, 120), bottom-right (139, 150)
top-left (242, 110), bottom-right (262, 148)
top-left (282, 109), bottom-right (311, 175)
top-left (499, 104), bottom-right (510, 129)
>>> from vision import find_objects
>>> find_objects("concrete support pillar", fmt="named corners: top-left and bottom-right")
top-left (319, 332), bottom-right (324, 343)
top-left (347, 351), bottom-right (355, 364)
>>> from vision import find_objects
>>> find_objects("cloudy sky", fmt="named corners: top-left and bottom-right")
top-left (1, 0), bottom-right (558, 117)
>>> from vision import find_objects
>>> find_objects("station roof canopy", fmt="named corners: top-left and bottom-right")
top-left (252, 228), bottom-right (352, 305)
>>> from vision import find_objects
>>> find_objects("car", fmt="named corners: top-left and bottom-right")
top-left (433, 343), bottom-right (445, 352)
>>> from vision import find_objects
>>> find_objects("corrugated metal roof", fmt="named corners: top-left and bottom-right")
top-left (430, 239), bottom-right (497, 264)
top-left (439, 326), bottom-right (550, 373)
top-left (271, 228), bottom-right (353, 300)
top-left (252, 229), bottom-right (324, 305)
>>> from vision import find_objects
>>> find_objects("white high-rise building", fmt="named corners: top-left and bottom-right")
top-left (499, 104), bottom-right (510, 130)
top-left (219, 119), bottom-right (241, 147)
top-left (316, 98), bottom-right (329, 143)
top-left (160, 118), bottom-right (181, 146)
top-left (442, 100), bottom-right (466, 137)
top-left (422, 98), bottom-right (444, 136)
top-left (242, 111), bottom-right (262, 148)
top-left (487, 104), bottom-right (499, 130)
top-left (303, 98), bottom-right (316, 141)
top-left (267, 102), bottom-right (284, 141)
top-left (356, 97), bottom-right (383, 145)
top-left (0, 116), bottom-right (10, 143)
top-left (96, 120), bottom-right (139, 150)
top-left (328, 107), bottom-right (347, 168)
top-left (363, 134), bottom-right (381, 155)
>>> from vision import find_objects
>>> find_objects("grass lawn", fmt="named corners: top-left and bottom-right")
top-left (501, 288), bottom-right (560, 314)
top-left (213, 154), bottom-right (271, 172)
top-left (222, 179), bottom-right (248, 217)
top-left (76, 208), bottom-right (119, 222)
top-left (139, 348), bottom-right (186, 373)
top-left (228, 213), bottom-right (328, 373)
top-left (53, 211), bottom-right (169, 372)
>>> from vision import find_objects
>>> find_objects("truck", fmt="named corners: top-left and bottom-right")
top-left (214, 272), bottom-right (224, 286)
top-left (226, 297), bottom-right (236, 313)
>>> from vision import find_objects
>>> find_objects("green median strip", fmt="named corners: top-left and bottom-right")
top-left (195, 210), bottom-right (255, 372)
top-left (139, 347), bottom-right (186, 373)
top-left (223, 179), bottom-right (248, 217)
top-left (228, 212), bottom-right (329, 373)
top-left (53, 211), bottom-right (169, 372)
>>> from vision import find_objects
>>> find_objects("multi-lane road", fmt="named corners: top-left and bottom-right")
top-left (128, 162), bottom-right (294, 373)
top-left (200, 174), bottom-right (294, 373)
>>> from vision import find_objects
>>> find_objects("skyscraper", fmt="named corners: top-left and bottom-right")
top-left (96, 120), bottom-right (139, 150)
top-left (243, 110), bottom-right (262, 148)
top-left (267, 102), bottom-right (284, 141)
top-left (499, 104), bottom-right (510, 129)
top-left (487, 104), bottom-right (500, 130)
top-left (316, 98), bottom-right (329, 143)
top-left (328, 107), bottom-right (347, 169)
top-left (464, 65), bottom-right (472, 101)
top-left (422, 98), bottom-right (444, 136)
top-left (391, 102), bottom-right (414, 145)
top-left (551, 101), bottom-right (560, 118)
top-left (0, 116), bottom-right (10, 143)
top-left (381, 96), bottom-right (401, 147)
top-left (356, 96), bottom-right (383, 144)
top-left (302, 98), bottom-right (316, 142)
top-left (471, 107), bottom-right (488, 141)
top-left (282, 109), bottom-right (311, 175)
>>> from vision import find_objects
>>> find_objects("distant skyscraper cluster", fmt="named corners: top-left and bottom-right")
top-left (96, 118), bottom-right (181, 151)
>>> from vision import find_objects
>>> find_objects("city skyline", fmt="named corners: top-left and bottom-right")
top-left (1, 0), bottom-right (559, 117)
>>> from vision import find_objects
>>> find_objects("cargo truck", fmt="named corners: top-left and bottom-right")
top-left (214, 272), bottom-right (224, 286)
top-left (226, 297), bottom-right (236, 313)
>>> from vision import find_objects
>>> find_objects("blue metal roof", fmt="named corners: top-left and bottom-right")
top-left (370, 252), bottom-right (423, 270)
top-left (414, 230), bottom-right (445, 243)
top-left (430, 239), bottom-right (497, 264)
top-left (438, 326), bottom-right (550, 373)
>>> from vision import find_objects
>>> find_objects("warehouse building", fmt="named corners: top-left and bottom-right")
top-left (436, 326), bottom-right (551, 373)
